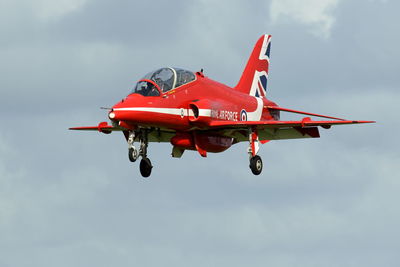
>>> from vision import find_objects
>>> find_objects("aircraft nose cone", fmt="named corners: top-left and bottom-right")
top-left (108, 108), bottom-right (130, 121)
top-left (108, 111), bottom-right (116, 119)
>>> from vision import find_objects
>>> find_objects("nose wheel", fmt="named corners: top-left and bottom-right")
top-left (128, 147), bottom-right (138, 162)
top-left (127, 129), bottom-right (153, 178)
top-left (140, 158), bottom-right (153, 177)
top-left (249, 155), bottom-right (263, 175)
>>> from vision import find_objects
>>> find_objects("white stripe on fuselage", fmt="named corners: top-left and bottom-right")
top-left (114, 97), bottom-right (263, 121)
top-left (114, 107), bottom-right (211, 117)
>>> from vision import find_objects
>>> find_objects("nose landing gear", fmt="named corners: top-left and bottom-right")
top-left (128, 147), bottom-right (138, 162)
top-left (139, 157), bottom-right (152, 177)
top-left (128, 131), bottom-right (139, 162)
top-left (127, 129), bottom-right (153, 177)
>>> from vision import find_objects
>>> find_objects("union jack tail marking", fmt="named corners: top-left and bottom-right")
top-left (234, 34), bottom-right (271, 97)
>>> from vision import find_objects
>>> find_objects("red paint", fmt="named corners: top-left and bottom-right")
top-left (171, 132), bottom-right (233, 156)
top-left (70, 34), bottom-right (374, 173)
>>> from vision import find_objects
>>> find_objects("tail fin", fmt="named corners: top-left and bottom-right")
top-left (234, 34), bottom-right (271, 97)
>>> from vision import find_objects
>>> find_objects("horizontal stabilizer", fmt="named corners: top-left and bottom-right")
top-left (267, 106), bottom-right (346, 121)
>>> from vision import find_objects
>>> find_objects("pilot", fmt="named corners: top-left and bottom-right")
top-left (180, 72), bottom-right (191, 84)
top-left (148, 86), bottom-right (160, 96)
top-left (139, 84), bottom-right (150, 96)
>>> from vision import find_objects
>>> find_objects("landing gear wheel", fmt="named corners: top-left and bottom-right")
top-left (128, 147), bottom-right (138, 162)
top-left (249, 155), bottom-right (263, 175)
top-left (139, 158), bottom-right (153, 178)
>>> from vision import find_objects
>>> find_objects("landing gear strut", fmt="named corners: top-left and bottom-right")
top-left (127, 131), bottom-right (138, 162)
top-left (248, 128), bottom-right (263, 175)
top-left (127, 129), bottom-right (153, 177)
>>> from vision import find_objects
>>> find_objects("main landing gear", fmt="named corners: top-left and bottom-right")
top-left (127, 130), bottom-right (153, 177)
top-left (126, 128), bottom-right (263, 177)
top-left (249, 155), bottom-right (263, 175)
top-left (248, 128), bottom-right (263, 175)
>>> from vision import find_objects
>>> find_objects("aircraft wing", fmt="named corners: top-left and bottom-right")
top-left (209, 118), bottom-right (375, 142)
top-left (209, 105), bottom-right (374, 133)
top-left (69, 121), bottom-right (176, 142)
top-left (209, 118), bottom-right (375, 129)
top-left (69, 121), bottom-right (123, 134)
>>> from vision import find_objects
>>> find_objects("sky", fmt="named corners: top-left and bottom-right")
top-left (0, 0), bottom-right (399, 266)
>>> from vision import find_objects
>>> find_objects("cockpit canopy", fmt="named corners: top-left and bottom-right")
top-left (133, 67), bottom-right (196, 97)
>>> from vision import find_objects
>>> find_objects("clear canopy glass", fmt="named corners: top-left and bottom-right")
top-left (133, 67), bottom-right (196, 96)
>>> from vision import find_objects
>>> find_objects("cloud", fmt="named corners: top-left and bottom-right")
top-left (0, 135), bottom-right (20, 228)
top-left (0, 0), bottom-right (88, 21)
top-left (34, 0), bottom-right (88, 21)
top-left (270, 0), bottom-right (339, 38)
top-left (1, 0), bottom-right (400, 266)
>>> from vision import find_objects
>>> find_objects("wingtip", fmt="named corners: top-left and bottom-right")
top-left (361, 120), bottom-right (376, 123)
top-left (352, 120), bottom-right (376, 124)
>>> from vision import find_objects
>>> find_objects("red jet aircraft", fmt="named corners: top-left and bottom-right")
top-left (70, 34), bottom-right (374, 177)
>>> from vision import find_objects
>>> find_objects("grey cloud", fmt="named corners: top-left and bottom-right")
top-left (48, 0), bottom-right (190, 44)
top-left (0, 0), bottom-right (399, 266)
top-left (268, 0), bottom-right (400, 97)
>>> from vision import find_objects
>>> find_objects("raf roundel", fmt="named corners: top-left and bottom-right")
top-left (240, 109), bottom-right (247, 121)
